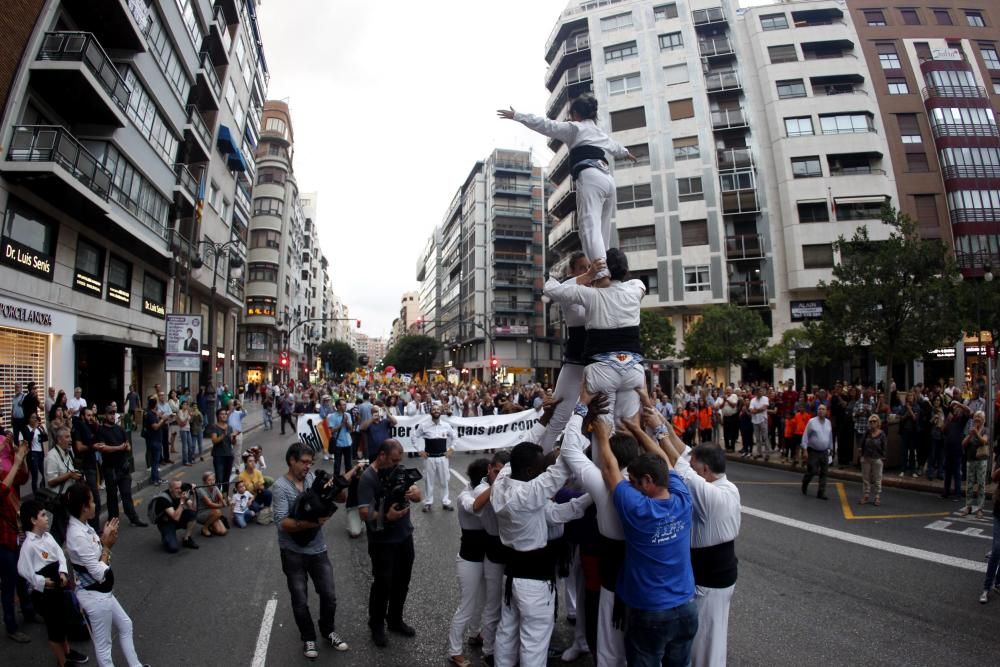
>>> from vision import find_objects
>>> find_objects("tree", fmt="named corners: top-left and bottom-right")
top-left (382, 335), bottom-right (441, 374)
top-left (821, 205), bottom-right (962, 388)
top-left (682, 304), bottom-right (770, 384)
top-left (639, 309), bottom-right (676, 360)
top-left (761, 321), bottom-right (849, 388)
top-left (318, 340), bottom-right (357, 375)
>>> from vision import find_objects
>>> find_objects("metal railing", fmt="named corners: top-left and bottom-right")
top-left (494, 251), bottom-right (533, 263)
top-left (930, 122), bottom-right (1000, 138)
top-left (729, 280), bottom-right (768, 307)
top-left (235, 183), bottom-right (251, 212)
top-left (545, 33), bottom-right (590, 86)
top-left (492, 204), bottom-right (533, 219)
top-left (174, 163), bottom-right (197, 199)
top-left (942, 164), bottom-right (1000, 180)
top-left (549, 213), bottom-right (577, 246)
top-left (548, 182), bottom-right (576, 218)
top-left (186, 105), bottom-right (213, 147)
top-left (494, 159), bottom-right (532, 172)
top-left (494, 274), bottom-right (535, 288)
top-left (699, 38), bottom-right (734, 58)
top-left (6, 125), bottom-right (112, 200)
top-left (495, 301), bottom-right (536, 312)
top-left (830, 167), bottom-right (886, 176)
top-left (717, 148), bottom-right (754, 171)
top-left (950, 208), bottom-right (1000, 225)
top-left (493, 182), bottom-right (534, 195)
top-left (956, 250), bottom-right (1000, 270)
top-left (692, 7), bottom-right (727, 26)
top-left (705, 71), bottom-right (742, 93)
top-left (725, 234), bottom-right (765, 260)
top-left (37, 32), bottom-right (130, 112)
top-left (721, 189), bottom-right (760, 215)
top-left (199, 51), bottom-right (222, 99)
top-left (711, 107), bottom-right (748, 130)
top-left (922, 85), bottom-right (988, 100)
top-left (214, 5), bottom-right (232, 53)
top-left (493, 223), bottom-right (533, 239)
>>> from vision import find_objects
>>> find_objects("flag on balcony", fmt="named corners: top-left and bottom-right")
top-left (828, 187), bottom-right (837, 219)
top-left (195, 170), bottom-right (206, 227)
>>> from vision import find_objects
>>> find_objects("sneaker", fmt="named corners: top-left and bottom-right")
top-left (326, 632), bottom-right (349, 651)
top-left (6, 630), bottom-right (30, 643)
top-left (911, 473), bottom-right (919, 478)
top-left (130, 518), bottom-right (149, 527)
top-left (371, 627), bottom-right (388, 648)
top-left (979, 590), bottom-right (989, 604)
top-left (422, 505), bottom-right (432, 513)
top-left (442, 504), bottom-right (454, 512)
top-left (323, 454), bottom-right (330, 461)
top-left (561, 644), bottom-right (588, 662)
top-left (182, 537), bottom-right (199, 550)
top-left (66, 649), bottom-right (89, 664)
top-left (303, 640), bottom-right (318, 658)
top-left (387, 621), bottom-right (416, 637)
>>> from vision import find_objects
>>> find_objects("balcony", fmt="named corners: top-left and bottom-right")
top-left (194, 51), bottom-right (222, 110)
top-left (493, 181), bottom-right (534, 197)
top-left (206, 5), bottom-right (232, 66)
top-left (2, 125), bottom-right (112, 220)
top-left (235, 182), bottom-right (252, 214)
top-left (31, 32), bottom-right (130, 127)
top-left (495, 300), bottom-right (536, 314)
top-left (493, 273), bottom-right (535, 289)
top-left (174, 164), bottom-right (197, 208)
top-left (692, 7), bottom-right (727, 28)
top-left (494, 251), bottom-right (533, 264)
top-left (956, 249), bottom-right (1000, 273)
top-left (62, 0), bottom-right (146, 51)
top-left (545, 32), bottom-right (591, 91)
top-left (729, 280), bottom-right (768, 307)
top-left (930, 122), bottom-right (1000, 139)
top-left (183, 105), bottom-right (214, 162)
top-left (549, 147), bottom-right (571, 185)
top-left (950, 207), bottom-right (1000, 225)
top-left (492, 204), bottom-right (533, 219)
top-left (721, 188), bottom-right (760, 216)
top-left (699, 38), bottom-right (734, 59)
top-left (942, 164), bottom-right (1000, 180)
top-left (494, 159), bottom-right (533, 173)
top-left (711, 107), bottom-right (748, 131)
top-left (493, 222), bottom-right (533, 240)
top-left (548, 179), bottom-right (576, 220)
top-left (725, 234), bottom-right (765, 260)
top-left (546, 63), bottom-right (593, 119)
top-left (922, 85), bottom-right (989, 101)
top-left (549, 212), bottom-right (577, 249)
top-left (705, 71), bottom-right (742, 94)
top-left (717, 148), bottom-right (754, 171)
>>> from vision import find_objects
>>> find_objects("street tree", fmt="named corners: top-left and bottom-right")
top-left (761, 320), bottom-right (849, 388)
top-left (820, 205), bottom-right (961, 388)
top-left (382, 335), bottom-right (441, 374)
top-left (682, 304), bottom-right (769, 384)
top-left (318, 340), bottom-right (357, 375)
top-left (639, 309), bottom-right (676, 360)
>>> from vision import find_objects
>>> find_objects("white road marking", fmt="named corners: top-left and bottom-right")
top-left (925, 519), bottom-right (991, 540)
top-left (742, 505), bottom-right (987, 573)
top-left (450, 469), bottom-right (470, 485)
top-left (251, 597), bottom-right (277, 667)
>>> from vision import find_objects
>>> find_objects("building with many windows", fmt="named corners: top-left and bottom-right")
top-left (388, 290), bottom-right (419, 351)
top-left (0, 0), bottom-right (267, 421)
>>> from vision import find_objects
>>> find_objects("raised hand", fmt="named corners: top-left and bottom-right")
top-left (496, 106), bottom-right (516, 120)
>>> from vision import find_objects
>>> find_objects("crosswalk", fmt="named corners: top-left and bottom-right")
top-left (925, 508), bottom-right (995, 542)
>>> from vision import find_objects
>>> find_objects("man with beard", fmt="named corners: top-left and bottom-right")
top-left (72, 408), bottom-right (102, 531)
top-left (412, 405), bottom-right (456, 512)
top-left (95, 407), bottom-right (146, 527)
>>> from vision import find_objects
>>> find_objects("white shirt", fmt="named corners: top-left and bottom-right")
top-left (457, 482), bottom-right (488, 531)
top-left (491, 456), bottom-right (571, 551)
top-left (749, 396), bottom-right (769, 425)
top-left (231, 490), bottom-right (253, 514)
top-left (17, 531), bottom-right (67, 593)
top-left (560, 414), bottom-right (625, 540)
top-left (411, 419), bottom-right (457, 449)
top-left (66, 396), bottom-right (87, 416)
top-left (28, 427), bottom-right (46, 453)
top-left (45, 445), bottom-right (78, 494)
top-left (674, 448), bottom-right (741, 549)
top-left (546, 494), bottom-right (593, 540)
top-left (543, 278), bottom-right (646, 330)
top-left (65, 516), bottom-right (109, 585)
top-left (556, 276), bottom-right (588, 327)
top-left (513, 112), bottom-right (630, 159)
top-left (404, 402), bottom-right (418, 417)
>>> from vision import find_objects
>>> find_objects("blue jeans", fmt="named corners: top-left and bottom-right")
top-left (147, 437), bottom-right (162, 483)
top-left (28, 450), bottom-right (45, 494)
top-left (233, 510), bottom-right (253, 528)
top-left (624, 599), bottom-right (698, 667)
top-left (984, 516), bottom-right (1000, 591)
top-left (926, 435), bottom-right (944, 479)
top-left (214, 455), bottom-right (235, 494)
top-left (191, 429), bottom-right (203, 458)
top-left (180, 431), bottom-right (194, 464)
top-left (251, 489), bottom-right (272, 512)
top-left (280, 549), bottom-right (338, 641)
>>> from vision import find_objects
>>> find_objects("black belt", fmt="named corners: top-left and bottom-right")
top-left (426, 453), bottom-right (446, 458)
top-left (691, 540), bottom-right (738, 589)
top-left (503, 546), bottom-right (557, 606)
top-left (485, 534), bottom-right (507, 564)
top-left (72, 562), bottom-right (115, 593)
top-left (459, 528), bottom-right (488, 562)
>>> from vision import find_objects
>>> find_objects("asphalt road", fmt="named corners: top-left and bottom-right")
top-left (5, 425), bottom-right (1000, 666)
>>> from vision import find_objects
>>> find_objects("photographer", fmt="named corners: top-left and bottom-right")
top-left (44, 426), bottom-right (81, 544)
top-left (272, 443), bottom-right (351, 660)
top-left (357, 439), bottom-right (422, 648)
top-left (149, 479), bottom-right (199, 553)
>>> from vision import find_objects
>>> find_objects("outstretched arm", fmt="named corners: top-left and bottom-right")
top-left (497, 107), bottom-right (577, 144)
top-left (591, 419), bottom-right (622, 492)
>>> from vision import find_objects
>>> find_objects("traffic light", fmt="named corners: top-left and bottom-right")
top-left (356, 319), bottom-right (362, 328)
top-left (279, 351), bottom-right (289, 368)
top-left (490, 356), bottom-right (499, 369)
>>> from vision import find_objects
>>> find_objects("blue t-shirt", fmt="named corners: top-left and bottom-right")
top-left (326, 412), bottom-right (352, 447)
top-left (612, 472), bottom-right (695, 611)
top-left (366, 418), bottom-right (392, 459)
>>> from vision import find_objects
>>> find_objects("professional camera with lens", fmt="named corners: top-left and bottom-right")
top-left (289, 469), bottom-right (350, 546)
top-left (377, 465), bottom-right (423, 511)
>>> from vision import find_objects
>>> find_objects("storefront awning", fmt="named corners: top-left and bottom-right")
top-left (73, 333), bottom-right (159, 350)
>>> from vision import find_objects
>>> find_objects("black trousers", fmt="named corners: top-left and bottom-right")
top-left (82, 466), bottom-right (101, 531)
top-left (367, 535), bottom-right (414, 630)
top-left (722, 415), bottom-right (739, 451)
top-left (803, 449), bottom-right (829, 497)
top-left (280, 413), bottom-right (296, 435)
top-left (102, 462), bottom-right (138, 523)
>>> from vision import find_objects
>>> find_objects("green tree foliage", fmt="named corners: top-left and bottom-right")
top-left (382, 335), bottom-right (441, 374)
top-left (761, 321), bottom-right (849, 387)
top-left (821, 205), bottom-right (961, 387)
top-left (683, 304), bottom-right (770, 384)
top-left (318, 340), bottom-right (357, 374)
top-left (639, 309), bottom-right (676, 360)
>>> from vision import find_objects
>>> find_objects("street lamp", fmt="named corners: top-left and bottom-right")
top-left (190, 239), bottom-right (245, 399)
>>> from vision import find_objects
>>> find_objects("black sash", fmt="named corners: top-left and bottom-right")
top-left (690, 540), bottom-right (738, 589)
top-left (564, 326), bottom-right (587, 364)
top-left (71, 562), bottom-right (115, 593)
top-left (424, 437), bottom-right (447, 455)
top-left (570, 145), bottom-right (607, 179)
top-left (459, 528), bottom-right (488, 563)
top-left (485, 534), bottom-right (507, 564)
top-left (598, 536), bottom-right (628, 629)
top-left (503, 545), bottom-right (557, 606)
top-left (584, 327), bottom-right (642, 358)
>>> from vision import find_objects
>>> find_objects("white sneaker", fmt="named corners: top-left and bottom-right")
top-left (326, 631), bottom-right (349, 651)
top-left (303, 641), bottom-right (318, 658)
top-left (561, 644), bottom-right (588, 662)
top-left (323, 454), bottom-right (330, 461)
top-left (979, 590), bottom-right (989, 604)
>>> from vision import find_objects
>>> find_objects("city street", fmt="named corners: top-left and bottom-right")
top-left (5, 422), bottom-right (1000, 666)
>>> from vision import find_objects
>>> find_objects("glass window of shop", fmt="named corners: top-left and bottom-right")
top-left (73, 236), bottom-right (105, 297)
top-left (1, 197), bottom-right (58, 280)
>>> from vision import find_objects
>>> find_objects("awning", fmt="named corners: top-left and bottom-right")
top-left (227, 148), bottom-right (248, 172)
top-left (834, 195), bottom-right (890, 205)
top-left (73, 333), bottom-right (159, 350)
top-left (216, 124), bottom-right (238, 155)
top-left (243, 124), bottom-right (257, 149)
top-left (810, 74), bottom-right (864, 85)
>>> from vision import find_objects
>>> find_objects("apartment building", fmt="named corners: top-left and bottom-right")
top-left (416, 149), bottom-right (560, 383)
top-left (542, 0), bottom-right (896, 383)
top-left (388, 290), bottom-right (419, 350)
top-left (0, 0), bottom-right (267, 418)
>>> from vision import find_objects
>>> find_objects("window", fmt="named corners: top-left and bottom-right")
top-left (610, 107), bottom-right (646, 132)
top-left (1, 197), bottom-right (57, 279)
top-left (119, 66), bottom-right (179, 166)
top-left (615, 143), bottom-right (650, 168)
top-left (663, 63), bottom-right (689, 85)
top-left (993, 79), bottom-right (1000, 94)
top-left (948, 189), bottom-right (1000, 212)
top-left (235, 36), bottom-right (246, 65)
top-left (83, 141), bottom-right (170, 235)
top-left (257, 167), bottom-right (286, 185)
top-left (635, 271), bottom-right (658, 294)
top-left (250, 229), bottom-right (280, 249)
top-left (819, 113), bottom-right (875, 134)
top-left (253, 197), bottom-right (283, 216)
top-left (776, 79), bottom-right (806, 99)
top-left (792, 156), bottom-right (822, 178)
top-left (246, 297), bottom-right (277, 318)
top-left (900, 9), bottom-right (921, 25)
top-left (760, 13), bottom-right (789, 31)
top-left (913, 42), bottom-right (932, 61)
top-left (608, 73), bottom-right (642, 96)
top-left (802, 244), bottom-right (834, 269)
top-left (720, 171), bottom-right (754, 192)
top-left (887, 78), bottom-right (910, 95)
top-left (73, 237), bottom-right (104, 296)
top-left (966, 11), bottom-right (985, 27)
top-left (605, 41), bottom-right (638, 63)
top-left (906, 152), bottom-right (930, 172)
top-left (930, 106), bottom-right (997, 127)
top-left (933, 9), bottom-right (952, 25)
top-left (265, 117), bottom-right (287, 137)
top-left (208, 181), bottom-right (220, 210)
top-left (668, 98), bottom-right (694, 120)
top-left (797, 201), bottom-right (829, 223)
top-left (220, 199), bottom-right (230, 223)
top-left (864, 10), bottom-right (887, 26)
top-left (106, 254), bottom-right (131, 306)
top-left (769, 44), bottom-right (798, 64)
top-left (619, 226), bottom-right (657, 252)
top-left (617, 184), bottom-right (653, 209)
top-left (247, 262), bottom-right (278, 283)
top-left (981, 45), bottom-right (1000, 70)
top-left (659, 32), bottom-right (683, 51)
top-left (785, 116), bottom-right (814, 137)
top-left (175, 0), bottom-right (202, 44)
top-left (877, 43), bottom-right (901, 69)
top-left (224, 79), bottom-right (237, 110)
top-left (680, 219), bottom-right (709, 246)
top-left (247, 332), bottom-right (269, 351)
top-left (654, 3), bottom-right (677, 20)
top-left (897, 113), bottom-right (922, 143)
top-left (836, 200), bottom-right (886, 221)
top-left (678, 177), bottom-right (703, 201)
top-left (144, 6), bottom-right (191, 101)
top-left (684, 266), bottom-right (710, 292)
top-left (142, 273), bottom-right (166, 318)
top-left (601, 12), bottom-right (633, 32)
top-left (939, 147), bottom-right (1000, 175)
top-left (673, 136), bottom-right (699, 160)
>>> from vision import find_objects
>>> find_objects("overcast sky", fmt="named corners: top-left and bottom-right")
top-left (256, 0), bottom-right (774, 340)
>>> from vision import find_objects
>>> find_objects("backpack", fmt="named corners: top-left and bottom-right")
top-left (147, 491), bottom-right (173, 525)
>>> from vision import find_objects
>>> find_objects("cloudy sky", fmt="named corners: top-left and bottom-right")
top-left (256, 0), bottom-right (774, 340)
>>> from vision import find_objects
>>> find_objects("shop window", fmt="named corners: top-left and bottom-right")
top-left (106, 254), bottom-right (132, 306)
top-left (142, 273), bottom-right (166, 318)
top-left (1, 197), bottom-right (57, 280)
top-left (73, 236), bottom-right (104, 297)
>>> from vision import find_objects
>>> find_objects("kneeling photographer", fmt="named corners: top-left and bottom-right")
top-left (357, 439), bottom-right (423, 648)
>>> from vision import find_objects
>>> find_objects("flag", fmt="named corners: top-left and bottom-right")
top-left (828, 188), bottom-right (837, 219)
top-left (194, 170), bottom-right (206, 228)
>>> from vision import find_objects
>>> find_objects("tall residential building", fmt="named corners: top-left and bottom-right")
top-left (543, 0), bottom-right (896, 385)
top-left (0, 0), bottom-right (266, 420)
top-left (300, 191), bottom-right (323, 376)
top-left (416, 148), bottom-right (560, 383)
top-left (388, 290), bottom-right (419, 350)
top-left (351, 332), bottom-right (385, 362)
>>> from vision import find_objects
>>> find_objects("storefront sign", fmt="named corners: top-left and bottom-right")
top-left (142, 299), bottom-right (166, 318)
top-left (0, 300), bottom-right (52, 327)
top-left (495, 325), bottom-right (529, 335)
top-left (1, 236), bottom-right (53, 280)
top-left (790, 300), bottom-right (824, 322)
top-left (165, 314), bottom-right (202, 371)
top-left (73, 271), bottom-right (103, 296)
top-left (107, 285), bottom-right (131, 306)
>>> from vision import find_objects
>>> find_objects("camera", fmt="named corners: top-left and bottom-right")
top-left (377, 465), bottom-right (423, 511)
top-left (288, 469), bottom-right (350, 546)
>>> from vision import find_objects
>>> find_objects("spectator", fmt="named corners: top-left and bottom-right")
top-left (177, 400), bottom-right (193, 467)
top-left (326, 399), bottom-right (353, 474)
top-left (927, 396), bottom-right (946, 481)
top-left (801, 404), bottom-right (833, 500)
top-left (189, 402), bottom-right (204, 464)
top-left (195, 472), bottom-right (228, 537)
top-left (239, 453), bottom-right (272, 515)
top-left (143, 398), bottom-right (166, 486)
top-left (978, 454), bottom-right (1000, 604)
top-left (1, 442), bottom-right (33, 644)
top-left (205, 408), bottom-right (236, 494)
top-left (21, 412), bottom-right (48, 494)
top-left (961, 411), bottom-right (990, 519)
top-left (361, 402), bottom-right (397, 460)
top-left (942, 401), bottom-right (971, 500)
top-left (749, 387), bottom-right (771, 460)
top-left (44, 426), bottom-right (81, 544)
top-left (228, 399), bottom-right (248, 458)
top-left (149, 480), bottom-right (199, 552)
top-left (97, 406), bottom-right (146, 528)
top-left (230, 481), bottom-right (256, 528)
top-left (859, 415), bottom-right (886, 506)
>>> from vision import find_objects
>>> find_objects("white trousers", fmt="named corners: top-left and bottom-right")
top-left (423, 455), bottom-right (451, 507)
top-left (584, 361), bottom-right (644, 427)
top-left (448, 556), bottom-right (485, 655)
top-left (481, 555), bottom-right (505, 656)
top-left (596, 586), bottom-right (626, 667)
top-left (562, 547), bottom-right (579, 618)
top-left (568, 552), bottom-right (589, 652)
top-left (540, 363), bottom-right (586, 452)
top-left (494, 577), bottom-right (555, 667)
top-left (576, 167), bottom-right (616, 279)
top-left (76, 588), bottom-right (143, 667)
top-left (692, 584), bottom-right (734, 667)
